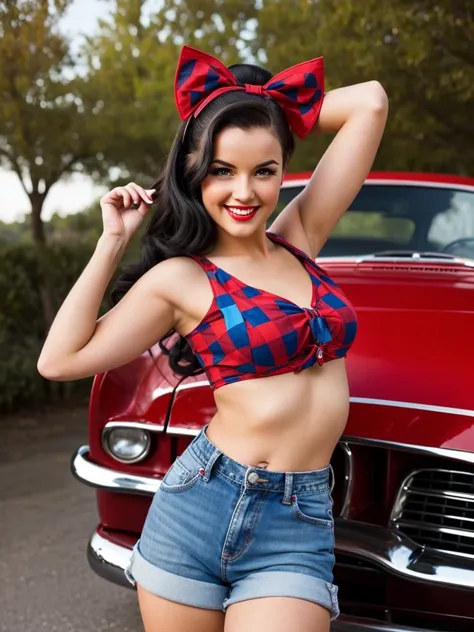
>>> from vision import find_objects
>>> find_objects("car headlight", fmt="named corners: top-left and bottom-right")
top-left (102, 427), bottom-right (151, 464)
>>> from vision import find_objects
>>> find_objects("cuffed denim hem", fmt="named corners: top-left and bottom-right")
top-left (222, 571), bottom-right (340, 620)
top-left (125, 544), bottom-right (228, 611)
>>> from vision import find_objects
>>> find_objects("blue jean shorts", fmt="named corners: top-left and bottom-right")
top-left (125, 425), bottom-right (339, 619)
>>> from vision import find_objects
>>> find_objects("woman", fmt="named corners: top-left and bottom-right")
top-left (38, 46), bottom-right (388, 632)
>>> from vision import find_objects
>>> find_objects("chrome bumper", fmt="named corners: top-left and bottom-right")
top-left (73, 445), bottom-right (474, 593)
top-left (88, 532), bottom-right (435, 632)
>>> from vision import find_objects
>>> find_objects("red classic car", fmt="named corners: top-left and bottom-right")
top-left (72, 171), bottom-right (474, 632)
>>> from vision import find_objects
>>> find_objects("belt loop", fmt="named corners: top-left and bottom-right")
top-left (329, 464), bottom-right (335, 493)
top-left (281, 473), bottom-right (294, 505)
top-left (201, 447), bottom-right (221, 483)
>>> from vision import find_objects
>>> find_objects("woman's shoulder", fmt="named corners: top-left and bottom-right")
top-left (146, 255), bottom-right (209, 302)
top-left (151, 255), bottom-right (205, 278)
top-left (147, 255), bottom-right (214, 329)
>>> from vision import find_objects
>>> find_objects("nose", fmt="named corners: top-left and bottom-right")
top-left (233, 176), bottom-right (254, 203)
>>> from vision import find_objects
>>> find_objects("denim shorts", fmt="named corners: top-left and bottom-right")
top-left (125, 425), bottom-right (339, 619)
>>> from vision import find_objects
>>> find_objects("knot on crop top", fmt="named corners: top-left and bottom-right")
top-left (184, 232), bottom-right (357, 391)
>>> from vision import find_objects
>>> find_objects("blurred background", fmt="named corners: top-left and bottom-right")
top-left (1, 0), bottom-right (473, 414)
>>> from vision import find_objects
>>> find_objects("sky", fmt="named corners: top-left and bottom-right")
top-left (1, 0), bottom-right (114, 223)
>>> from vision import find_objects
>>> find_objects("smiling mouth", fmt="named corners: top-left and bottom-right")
top-left (224, 205), bottom-right (260, 221)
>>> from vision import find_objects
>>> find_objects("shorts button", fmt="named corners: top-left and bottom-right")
top-left (247, 471), bottom-right (259, 484)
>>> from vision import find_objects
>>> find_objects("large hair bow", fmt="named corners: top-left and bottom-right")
top-left (174, 45), bottom-right (324, 139)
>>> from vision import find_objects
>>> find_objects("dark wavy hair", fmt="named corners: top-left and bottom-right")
top-left (110, 61), bottom-right (295, 377)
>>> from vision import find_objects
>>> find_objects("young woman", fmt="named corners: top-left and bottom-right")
top-left (38, 46), bottom-right (388, 632)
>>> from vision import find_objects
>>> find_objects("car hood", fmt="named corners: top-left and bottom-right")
top-left (324, 260), bottom-right (474, 451)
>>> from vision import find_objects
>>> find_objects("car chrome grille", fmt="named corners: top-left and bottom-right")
top-left (390, 468), bottom-right (474, 558)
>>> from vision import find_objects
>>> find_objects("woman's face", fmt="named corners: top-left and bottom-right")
top-left (200, 126), bottom-right (284, 239)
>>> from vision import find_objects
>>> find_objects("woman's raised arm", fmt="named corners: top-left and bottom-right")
top-left (37, 182), bottom-right (178, 381)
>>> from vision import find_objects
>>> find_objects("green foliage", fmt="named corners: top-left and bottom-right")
top-left (79, 1), bottom-right (181, 184)
top-left (0, 202), bottom-right (146, 413)
top-left (0, 237), bottom-right (100, 412)
top-left (79, 0), bottom-right (258, 184)
top-left (250, 0), bottom-right (474, 174)
top-left (0, 1), bottom-right (101, 203)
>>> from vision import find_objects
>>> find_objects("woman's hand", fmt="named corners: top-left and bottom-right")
top-left (100, 182), bottom-right (155, 245)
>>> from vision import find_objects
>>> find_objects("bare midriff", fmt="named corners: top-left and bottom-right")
top-left (205, 357), bottom-right (349, 473)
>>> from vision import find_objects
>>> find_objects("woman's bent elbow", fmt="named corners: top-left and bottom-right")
top-left (37, 357), bottom-right (75, 381)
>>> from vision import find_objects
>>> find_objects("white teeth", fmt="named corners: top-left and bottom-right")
top-left (226, 207), bottom-right (257, 216)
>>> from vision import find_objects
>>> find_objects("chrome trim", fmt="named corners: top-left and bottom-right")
top-left (152, 379), bottom-right (209, 401)
top-left (360, 253), bottom-right (474, 272)
top-left (354, 253), bottom-right (474, 267)
top-left (101, 426), bottom-right (151, 465)
top-left (390, 468), bottom-right (474, 559)
top-left (87, 529), bottom-right (448, 630)
top-left (361, 178), bottom-right (474, 193)
top-left (396, 510), bottom-right (474, 526)
top-left (71, 445), bottom-right (161, 495)
top-left (87, 531), bottom-right (133, 589)
top-left (74, 447), bottom-right (474, 589)
top-left (339, 442), bottom-right (353, 519)
top-left (392, 468), bottom-right (474, 521)
top-left (350, 397), bottom-right (474, 419)
top-left (282, 177), bottom-right (474, 194)
top-left (317, 256), bottom-right (474, 267)
top-left (344, 436), bottom-right (474, 466)
top-left (336, 519), bottom-right (474, 589)
top-left (331, 622), bottom-right (440, 632)
top-left (104, 421), bottom-right (199, 437)
top-left (395, 520), bottom-right (474, 539)
top-left (402, 487), bottom-right (474, 503)
top-left (104, 397), bottom-right (474, 440)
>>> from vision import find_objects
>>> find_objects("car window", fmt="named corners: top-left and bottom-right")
top-left (428, 191), bottom-right (474, 248)
top-left (272, 183), bottom-right (474, 258)
top-left (331, 212), bottom-right (415, 243)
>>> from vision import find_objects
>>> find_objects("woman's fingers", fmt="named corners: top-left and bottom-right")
top-left (106, 187), bottom-right (133, 209)
top-left (125, 183), bottom-right (155, 208)
top-left (101, 184), bottom-right (155, 213)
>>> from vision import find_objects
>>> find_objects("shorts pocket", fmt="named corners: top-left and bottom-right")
top-left (160, 448), bottom-right (202, 493)
top-left (292, 491), bottom-right (333, 528)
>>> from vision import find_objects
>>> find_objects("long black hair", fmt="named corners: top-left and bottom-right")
top-left (110, 61), bottom-right (295, 377)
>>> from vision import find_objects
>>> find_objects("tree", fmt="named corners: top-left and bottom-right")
top-left (0, 0), bottom-right (100, 323)
top-left (79, 0), bottom-right (180, 184)
top-left (79, 0), bottom-right (260, 184)
top-left (250, 0), bottom-right (474, 174)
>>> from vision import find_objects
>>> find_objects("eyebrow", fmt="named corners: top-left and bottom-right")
top-left (210, 159), bottom-right (279, 168)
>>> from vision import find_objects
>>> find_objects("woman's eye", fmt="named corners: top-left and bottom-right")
top-left (256, 168), bottom-right (277, 177)
top-left (208, 167), bottom-right (277, 177)
top-left (210, 167), bottom-right (232, 177)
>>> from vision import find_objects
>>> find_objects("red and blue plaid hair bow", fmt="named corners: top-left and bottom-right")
top-left (174, 45), bottom-right (324, 139)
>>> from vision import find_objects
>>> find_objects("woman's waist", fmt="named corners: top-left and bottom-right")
top-left (208, 400), bottom-right (349, 471)
top-left (190, 425), bottom-right (335, 486)
top-left (207, 361), bottom-right (350, 470)
top-left (206, 416), bottom-right (347, 472)
top-left (213, 361), bottom-right (349, 426)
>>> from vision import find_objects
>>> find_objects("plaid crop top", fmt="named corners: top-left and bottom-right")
top-left (185, 232), bottom-right (357, 391)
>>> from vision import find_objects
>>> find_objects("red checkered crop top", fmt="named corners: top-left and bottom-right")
top-left (185, 232), bottom-right (357, 391)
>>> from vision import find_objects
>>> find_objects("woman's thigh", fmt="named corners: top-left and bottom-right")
top-left (138, 585), bottom-right (225, 632)
top-left (224, 597), bottom-right (330, 632)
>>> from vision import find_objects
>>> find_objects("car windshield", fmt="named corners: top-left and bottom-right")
top-left (273, 183), bottom-right (474, 259)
